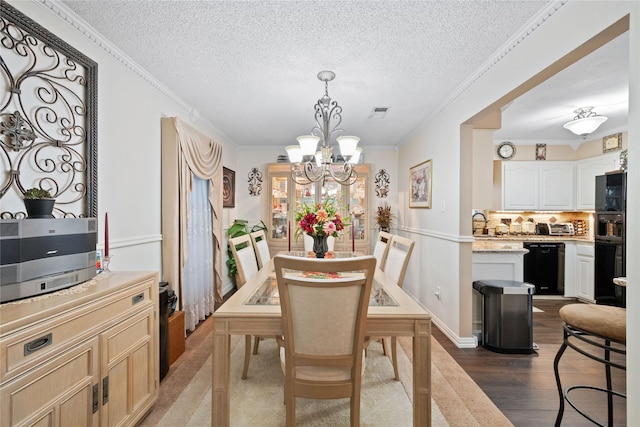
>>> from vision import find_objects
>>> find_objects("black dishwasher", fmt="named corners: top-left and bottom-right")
top-left (523, 242), bottom-right (565, 295)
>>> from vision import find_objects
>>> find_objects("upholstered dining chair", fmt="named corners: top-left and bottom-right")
top-left (372, 231), bottom-right (393, 272)
top-left (274, 254), bottom-right (376, 427)
top-left (228, 233), bottom-right (259, 288)
top-left (303, 234), bottom-right (335, 253)
top-left (229, 233), bottom-right (264, 379)
top-left (246, 229), bottom-right (281, 376)
top-left (368, 234), bottom-right (415, 380)
top-left (250, 229), bottom-right (271, 270)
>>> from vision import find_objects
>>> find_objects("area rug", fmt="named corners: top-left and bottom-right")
top-left (533, 306), bottom-right (544, 312)
top-left (140, 317), bottom-right (512, 426)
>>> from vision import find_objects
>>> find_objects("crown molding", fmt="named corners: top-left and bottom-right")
top-left (32, 0), bottom-right (233, 142)
top-left (426, 1), bottom-right (569, 125)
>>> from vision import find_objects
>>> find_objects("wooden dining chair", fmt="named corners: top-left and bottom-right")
top-left (303, 234), bottom-right (335, 253)
top-left (250, 229), bottom-right (271, 270)
top-left (246, 229), bottom-right (281, 374)
top-left (228, 234), bottom-right (259, 287)
top-left (368, 234), bottom-right (415, 380)
top-left (372, 231), bottom-right (393, 272)
top-left (274, 254), bottom-right (376, 427)
top-left (229, 233), bottom-right (265, 379)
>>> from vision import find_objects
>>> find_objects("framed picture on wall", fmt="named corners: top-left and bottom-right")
top-left (409, 159), bottom-right (432, 208)
top-left (602, 133), bottom-right (622, 153)
top-left (223, 167), bottom-right (235, 208)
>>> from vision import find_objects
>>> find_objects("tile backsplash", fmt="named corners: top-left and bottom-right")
top-left (484, 211), bottom-right (593, 236)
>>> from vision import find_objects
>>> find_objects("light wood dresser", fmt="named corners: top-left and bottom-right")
top-left (0, 271), bottom-right (159, 426)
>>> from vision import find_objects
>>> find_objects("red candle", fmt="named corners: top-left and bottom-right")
top-left (288, 220), bottom-right (291, 252)
top-left (352, 223), bottom-right (355, 252)
top-left (104, 212), bottom-right (109, 257)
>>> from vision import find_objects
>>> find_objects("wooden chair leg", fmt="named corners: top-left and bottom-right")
top-left (241, 335), bottom-right (252, 379)
top-left (391, 336), bottom-right (400, 381)
top-left (381, 338), bottom-right (389, 356)
top-left (252, 336), bottom-right (261, 354)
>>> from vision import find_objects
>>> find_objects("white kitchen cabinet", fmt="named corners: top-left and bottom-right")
top-left (563, 242), bottom-right (576, 298)
top-left (575, 153), bottom-right (620, 210)
top-left (575, 243), bottom-right (595, 302)
top-left (502, 161), bottom-right (574, 210)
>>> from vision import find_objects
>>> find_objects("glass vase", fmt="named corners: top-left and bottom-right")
top-left (312, 234), bottom-right (329, 258)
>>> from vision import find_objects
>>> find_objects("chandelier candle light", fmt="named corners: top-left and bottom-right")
top-left (286, 70), bottom-right (361, 186)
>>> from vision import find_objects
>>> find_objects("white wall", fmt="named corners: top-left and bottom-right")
top-left (8, 1), bottom-right (239, 284)
top-left (398, 2), bottom-right (639, 422)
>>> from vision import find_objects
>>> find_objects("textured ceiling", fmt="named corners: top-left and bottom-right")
top-left (59, 1), bottom-right (628, 148)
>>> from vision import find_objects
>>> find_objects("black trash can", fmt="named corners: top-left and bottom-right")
top-left (159, 283), bottom-right (170, 381)
top-left (473, 280), bottom-right (536, 354)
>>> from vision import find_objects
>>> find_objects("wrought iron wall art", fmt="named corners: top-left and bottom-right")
top-left (0, 1), bottom-right (98, 219)
top-left (375, 169), bottom-right (390, 198)
top-left (248, 167), bottom-right (262, 196)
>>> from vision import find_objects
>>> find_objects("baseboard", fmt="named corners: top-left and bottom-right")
top-left (427, 310), bottom-right (478, 348)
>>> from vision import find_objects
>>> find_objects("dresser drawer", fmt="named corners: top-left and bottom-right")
top-left (1, 278), bottom-right (153, 383)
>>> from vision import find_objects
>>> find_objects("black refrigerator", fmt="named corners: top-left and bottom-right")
top-left (594, 172), bottom-right (626, 307)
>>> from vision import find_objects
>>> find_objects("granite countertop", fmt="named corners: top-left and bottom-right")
top-left (475, 235), bottom-right (594, 243)
top-left (472, 240), bottom-right (529, 254)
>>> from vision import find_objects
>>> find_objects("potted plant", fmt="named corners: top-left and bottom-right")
top-left (23, 188), bottom-right (55, 218)
top-left (375, 203), bottom-right (394, 232)
top-left (226, 219), bottom-right (267, 286)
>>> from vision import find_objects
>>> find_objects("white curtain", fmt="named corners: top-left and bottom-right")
top-left (161, 117), bottom-right (224, 326)
top-left (183, 175), bottom-right (215, 331)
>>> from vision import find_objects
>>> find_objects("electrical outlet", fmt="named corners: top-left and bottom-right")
top-left (440, 200), bottom-right (446, 212)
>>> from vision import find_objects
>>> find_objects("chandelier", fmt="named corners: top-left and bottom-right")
top-left (563, 106), bottom-right (608, 137)
top-left (286, 70), bottom-right (361, 186)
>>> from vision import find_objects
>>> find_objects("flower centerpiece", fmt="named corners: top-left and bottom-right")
top-left (295, 198), bottom-right (345, 258)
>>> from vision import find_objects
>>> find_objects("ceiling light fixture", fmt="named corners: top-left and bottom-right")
top-left (562, 106), bottom-right (608, 137)
top-left (286, 70), bottom-right (360, 186)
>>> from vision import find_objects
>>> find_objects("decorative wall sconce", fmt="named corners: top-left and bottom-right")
top-left (248, 167), bottom-right (262, 196)
top-left (375, 169), bottom-right (390, 198)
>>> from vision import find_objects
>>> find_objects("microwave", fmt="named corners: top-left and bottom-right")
top-left (538, 222), bottom-right (575, 236)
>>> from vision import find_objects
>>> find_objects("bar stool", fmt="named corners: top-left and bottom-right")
top-left (553, 303), bottom-right (626, 426)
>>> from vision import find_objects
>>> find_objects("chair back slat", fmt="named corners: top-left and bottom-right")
top-left (250, 230), bottom-right (271, 270)
top-left (229, 234), bottom-right (258, 286)
top-left (372, 231), bottom-right (393, 271)
top-left (383, 235), bottom-right (415, 288)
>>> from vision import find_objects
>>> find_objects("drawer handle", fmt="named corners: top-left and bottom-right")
top-left (24, 333), bottom-right (52, 356)
top-left (132, 293), bottom-right (144, 305)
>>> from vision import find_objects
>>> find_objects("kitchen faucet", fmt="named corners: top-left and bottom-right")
top-left (472, 212), bottom-right (488, 234)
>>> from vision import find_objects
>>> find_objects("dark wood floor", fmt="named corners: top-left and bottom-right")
top-left (432, 299), bottom-right (627, 426)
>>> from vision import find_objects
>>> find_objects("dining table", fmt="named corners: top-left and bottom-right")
top-left (211, 251), bottom-right (432, 426)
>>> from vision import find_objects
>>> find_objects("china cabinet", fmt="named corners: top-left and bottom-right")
top-left (266, 163), bottom-right (371, 254)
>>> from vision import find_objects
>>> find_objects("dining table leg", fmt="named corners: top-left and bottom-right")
top-left (211, 318), bottom-right (231, 426)
top-left (413, 319), bottom-right (432, 426)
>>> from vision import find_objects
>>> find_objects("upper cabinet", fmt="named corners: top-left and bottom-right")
top-left (575, 153), bottom-right (620, 210)
top-left (503, 161), bottom-right (574, 210)
top-left (266, 163), bottom-right (371, 253)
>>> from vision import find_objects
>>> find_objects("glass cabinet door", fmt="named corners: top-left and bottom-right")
top-left (267, 163), bottom-right (370, 252)
top-left (349, 175), bottom-right (367, 245)
top-left (270, 175), bottom-right (289, 241)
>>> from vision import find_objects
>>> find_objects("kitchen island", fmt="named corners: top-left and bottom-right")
top-left (472, 240), bottom-right (528, 282)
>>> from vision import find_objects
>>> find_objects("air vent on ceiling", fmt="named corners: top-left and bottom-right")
top-left (369, 107), bottom-right (389, 119)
